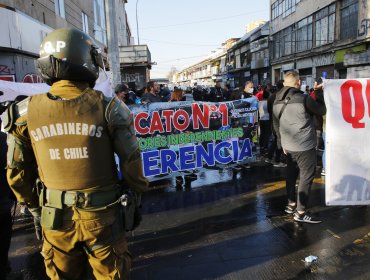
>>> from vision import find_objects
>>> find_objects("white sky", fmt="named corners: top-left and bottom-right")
top-left (125, 0), bottom-right (270, 78)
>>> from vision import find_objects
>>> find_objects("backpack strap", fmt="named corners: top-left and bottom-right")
top-left (278, 92), bottom-right (292, 119)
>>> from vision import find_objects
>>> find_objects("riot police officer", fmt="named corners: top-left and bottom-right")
top-left (3, 28), bottom-right (148, 279)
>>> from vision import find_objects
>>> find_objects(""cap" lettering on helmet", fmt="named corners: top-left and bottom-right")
top-left (42, 41), bottom-right (66, 54)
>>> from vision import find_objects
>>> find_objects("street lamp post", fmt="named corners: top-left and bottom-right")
top-left (136, 0), bottom-right (140, 45)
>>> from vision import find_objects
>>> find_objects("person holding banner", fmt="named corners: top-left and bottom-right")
top-left (273, 71), bottom-right (326, 224)
top-left (169, 89), bottom-right (198, 186)
top-left (310, 82), bottom-right (326, 176)
top-left (3, 28), bottom-right (148, 279)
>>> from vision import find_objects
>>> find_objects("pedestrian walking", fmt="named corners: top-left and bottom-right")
top-left (4, 28), bottom-right (148, 279)
top-left (272, 71), bottom-right (326, 223)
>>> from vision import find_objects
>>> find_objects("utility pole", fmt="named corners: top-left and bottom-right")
top-left (136, 0), bottom-right (140, 44)
top-left (105, 0), bottom-right (121, 86)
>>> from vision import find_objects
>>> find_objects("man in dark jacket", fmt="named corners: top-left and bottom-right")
top-left (141, 81), bottom-right (162, 103)
top-left (272, 71), bottom-right (326, 223)
top-left (223, 84), bottom-right (232, 101)
top-left (266, 80), bottom-right (285, 167)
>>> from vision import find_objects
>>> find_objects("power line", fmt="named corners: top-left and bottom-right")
top-left (139, 37), bottom-right (218, 47)
top-left (158, 55), bottom-right (208, 63)
top-left (139, 10), bottom-right (266, 30)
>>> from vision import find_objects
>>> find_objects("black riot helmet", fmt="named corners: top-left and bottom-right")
top-left (37, 28), bottom-right (104, 87)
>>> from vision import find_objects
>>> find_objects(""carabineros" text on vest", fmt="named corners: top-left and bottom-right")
top-left (30, 122), bottom-right (103, 141)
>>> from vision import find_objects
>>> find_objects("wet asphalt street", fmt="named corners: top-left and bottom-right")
top-left (7, 160), bottom-right (370, 280)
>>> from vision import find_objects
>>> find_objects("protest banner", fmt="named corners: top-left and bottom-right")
top-left (128, 98), bottom-right (259, 181)
top-left (0, 76), bottom-right (258, 182)
top-left (325, 78), bottom-right (370, 205)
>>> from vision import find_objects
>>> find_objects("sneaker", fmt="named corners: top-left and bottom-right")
top-left (273, 162), bottom-right (287, 168)
top-left (321, 169), bottom-right (325, 176)
top-left (265, 158), bottom-right (273, 164)
top-left (293, 211), bottom-right (322, 224)
top-left (285, 204), bottom-right (296, 214)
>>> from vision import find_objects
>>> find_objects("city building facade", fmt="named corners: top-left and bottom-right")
top-left (174, 22), bottom-right (267, 89)
top-left (250, 22), bottom-right (270, 86)
top-left (119, 44), bottom-right (152, 90)
top-left (270, 0), bottom-right (370, 86)
top-left (226, 33), bottom-right (252, 88)
top-left (174, 38), bottom-right (239, 88)
top-left (0, 0), bottom-right (135, 86)
top-left (174, 0), bottom-right (369, 89)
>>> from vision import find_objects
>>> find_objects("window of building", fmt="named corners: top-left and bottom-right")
top-left (273, 33), bottom-right (281, 59)
top-left (272, 1), bottom-right (276, 19)
top-left (282, 26), bottom-right (295, 56)
top-left (272, 0), bottom-right (296, 19)
top-left (315, 3), bottom-right (335, 47)
top-left (252, 49), bottom-right (269, 68)
top-left (55, 0), bottom-right (65, 18)
top-left (340, 0), bottom-right (358, 40)
top-left (283, 28), bottom-right (291, 55)
top-left (93, 0), bottom-right (107, 45)
top-left (273, 0), bottom-right (293, 20)
top-left (272, 1), bottom-right (279, 20)
top-left (82, 12), bottom-right (89, 34)
top-left (240, 52), bottom-right (248, 68)
top-left (235, 54), bottom-right (241, 69)
top-left (296, 16), bottom-right (313, 52)
top-left (283, 0), bottom-right (296, 18)
top-left (278, 0), bottom-right (283, 18)
top-left (272, 0), bottom-right (301, 20)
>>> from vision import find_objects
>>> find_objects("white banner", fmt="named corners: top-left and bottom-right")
top-left (0, 70), bottom-right (113, 103)
top-left (325, 78), bottom-right (370, 205)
